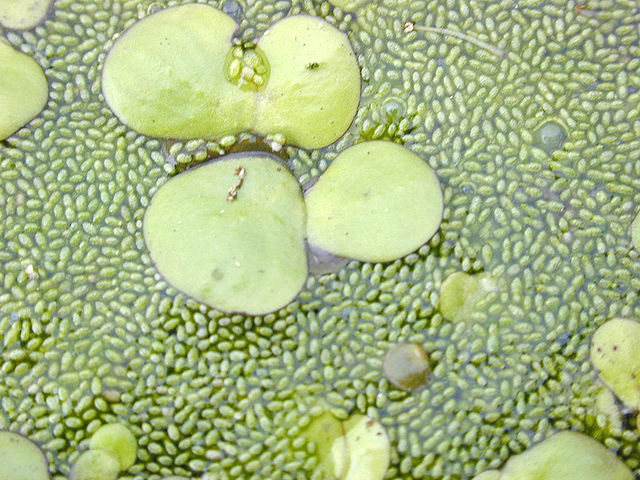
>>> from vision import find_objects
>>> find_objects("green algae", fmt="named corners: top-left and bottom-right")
top-left (305, 141), bottom-right (443, 262)
top-left (1, 0), bottom-right (640, 478)
top-left (0, 0), bottom-right (51, 30)
top-left (0, 38), bottom-right (48, 140)
top-left (143, 153), bottom-right (307, 315)
top-left (0, 431), bottom-right (49, 480)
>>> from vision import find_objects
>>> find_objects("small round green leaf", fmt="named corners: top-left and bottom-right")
top-left (0, 39), bottom-right (48, 140)
top-left (143, 154), bottom-right (307, 315)
top-left (305, 141), bottom-right (443, 262)
top-left (70, 450), bottom-right (119, 480)
top-left (0, 431), bottom-right (49, 480)
top-left (439, 272), bottom-right (496, 321)
top-left (254, 15), bottom-right (361, 148)
top-left (500, 431), bottom-right (632, 480)
top-left (0, 0), bottom-right (51, 30)
top-left (591, 317), bottom-right (640, 409)
top-left (89, 423), bottom-right (137, 471)
top-left (102, 4), bottom-right (252, 140)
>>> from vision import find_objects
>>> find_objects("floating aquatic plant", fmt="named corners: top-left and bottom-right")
top-left (382, 343), bottom-right (431, 392)
top-left (0, 431), bottom-right (49, 480)
top-left (102, 5), bottom-right (360, 149)
top-left (590, 317), bottom-right (640, 409)
top-left (439, 271), bottom-right (496, 321)
top-left (89, 424), bottom-right (137, 471)
top-left (303, 411), bottom-right (348, 479)
top-left (305, 141), bottom-right (443, 262)
top-left (143, 153), bottom-right (307, 315)
top-left (0, 39), bottom-right (48, 140)
top-left (496, 431), bottom-right (633, 480)
top-left (631, 210), bottom-right (640, 252)
top-left (471, 472), bottom-right (500, 480)
top-left (304, 412), bottom-right (390, 480)
top-left (253, 15), bottom-right (361, 149)
top-left (70, 450), bottom-right (120, 480)
top-left (101, 4), bottom-right (251, 141)
top-left (341, 415), bottom-right (390, 480)
top-left (0, 0), bottom-right (51, 29)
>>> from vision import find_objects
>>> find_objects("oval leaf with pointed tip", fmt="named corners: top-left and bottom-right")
top-left (0, 39), bottom-right (48, 140)
top-left (254, 15), bottom-right (360, 149)
top-left (0, 431), bottom-right (49, 480)
top-left (500, 431), bottom-right (633, 480)
top-left (305, 141), bottom-right (443, 262)
top-left (102, 4), bottom-right (252, 140)
top-left (144, 154), bottom-right (307, 315)
top-left (0, 0), bottom-right (51, 29)
top-left (591, 317), bottom-right (640, 409)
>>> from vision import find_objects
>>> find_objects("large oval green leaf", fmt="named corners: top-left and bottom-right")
top-left (0, 39), bottom-right (48, 140)
top-left (102, 4), bottom-right (252, 140)
top-left (305, 141), bottom-right (443, 262)
top-left (0, 0), bottom-right (51, 29)
top-left (143, 153), bottom-right (307, 315)
top-left (590, 317), bottom-right (640, 409)
top-left (500, 431), bottom-right (633, 480)
top-left (0, 431), bottom-right (49, 480)
top-left (254, 15), bottom-right (361, 149)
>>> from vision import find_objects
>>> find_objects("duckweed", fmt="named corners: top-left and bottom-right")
top-left (70, 451), bottom-right (119, 480)
top-left (102, 5), bottom-right (251, 140)
top-left (143, 153), bottom-right (307, 315)
top-left (89, 424), bottom-right (137, 471)
top-left (0, 0), bottom-right (51, 29)
top-left (590, 318), bottom-right (640, 409)
top-left (2, 0), bottom-right (640, 478)
top-left (305, 141), bottom-right (443, 262)
top-left (499, 431), bottom-right (633, 480)
top-left (0, 39), bottom-right (48, 140)
top-left (439, 272), bottom-right (496, 321)
top-left (0, 431), bottom-right (49, 480)
top-left (102, 6), bottom-right (360, 148)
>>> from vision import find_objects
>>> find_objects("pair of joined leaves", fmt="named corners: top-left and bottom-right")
top-left (144, 141), bottom-right (443, 315)
top-left (102, 4), bottom-right (361, 149)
